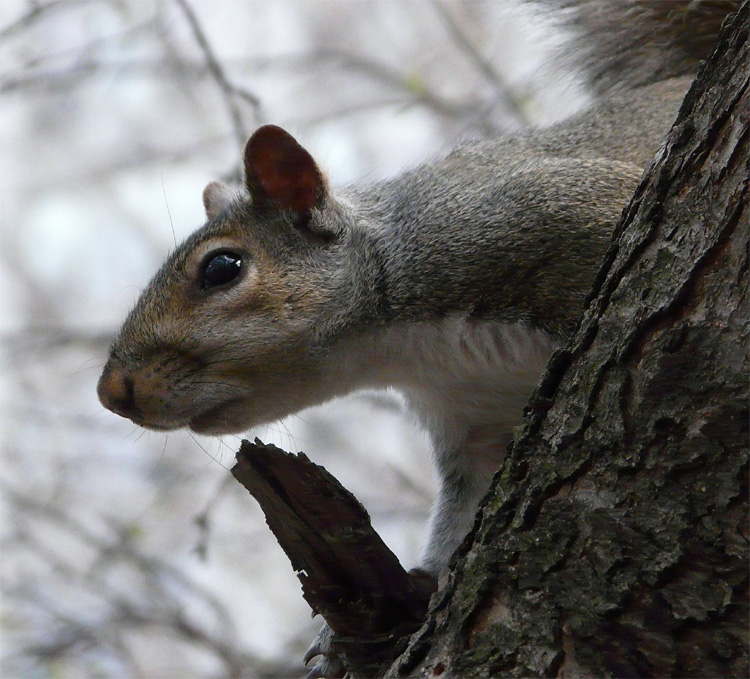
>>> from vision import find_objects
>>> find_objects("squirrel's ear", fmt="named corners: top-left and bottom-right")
top-left (244, 125), bottom-right (327, 217)
top-left (202, 181), bottom-right (234, 220)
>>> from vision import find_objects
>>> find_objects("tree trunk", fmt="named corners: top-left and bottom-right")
top-left (386, 4), bottom-right (748, 678)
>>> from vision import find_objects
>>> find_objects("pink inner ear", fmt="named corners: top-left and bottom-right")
top-left (245, 125), bottom-right (324, 214)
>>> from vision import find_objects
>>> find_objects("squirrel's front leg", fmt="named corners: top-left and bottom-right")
top-left (420, 447), bottom-right (500, 577)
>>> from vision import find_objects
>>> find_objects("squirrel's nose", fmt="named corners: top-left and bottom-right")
top-left (98, 362), bottom-right (139, 420)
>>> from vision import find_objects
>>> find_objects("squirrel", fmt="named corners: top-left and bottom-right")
top-left (97, 1), bottom-right (737, 676)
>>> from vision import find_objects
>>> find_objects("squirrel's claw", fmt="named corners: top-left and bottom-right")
top-left (304, 624), bottom-right (345, 678)
top-left (305, 666), bottom-right (322, 679)
top-left (305, 655), bottom-right (345, 679)
top-left (303, 639), bottom-right (323, 666)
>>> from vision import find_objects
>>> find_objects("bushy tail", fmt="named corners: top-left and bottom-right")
top-left (540, 0), bottom-right (740, 93)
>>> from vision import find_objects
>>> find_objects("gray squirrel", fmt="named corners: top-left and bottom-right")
top-left (97, 1), bottom-right (737, 676)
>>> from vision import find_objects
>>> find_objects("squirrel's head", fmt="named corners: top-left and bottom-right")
top-left (98, 125), bottom-right (366, 434)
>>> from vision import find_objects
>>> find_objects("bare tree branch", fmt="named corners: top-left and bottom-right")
top-left (432, 0), bottom-right (529, 128)
top-left (172, 0), bottom-right (263, 152)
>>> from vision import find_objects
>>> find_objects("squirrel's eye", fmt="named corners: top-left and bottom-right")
top-left (200, 252), bottom-right (242, 290)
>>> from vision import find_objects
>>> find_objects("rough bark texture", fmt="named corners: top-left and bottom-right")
top-left (387, 5), bottom-right (748, 678)
top-left (231, 440), bottom-right (432, 676)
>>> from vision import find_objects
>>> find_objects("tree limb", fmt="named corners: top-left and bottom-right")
top-left (231, 439), bottom-right (433, 677)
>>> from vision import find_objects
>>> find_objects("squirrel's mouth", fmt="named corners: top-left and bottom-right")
top-left (125, 412), bottom-right (185, 432)
top-left (140, 421), bottom-right (181, 432)
top-left (188, 400), bottom-right (249, 435)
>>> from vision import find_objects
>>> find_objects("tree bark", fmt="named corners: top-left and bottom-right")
top-left (386, 4), bottom-right (748, 678)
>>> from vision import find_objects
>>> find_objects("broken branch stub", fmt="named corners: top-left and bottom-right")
top-left (231, 438), bottom-right (433, 675)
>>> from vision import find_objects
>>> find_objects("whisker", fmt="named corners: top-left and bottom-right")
top-left (189, 432), bottom-right (230, 471)
top-left (279, 419), bottom-right (299, 451)
top-left (146, 435), bottom-right (170, 480)
top-left (76, 358), bottom-right (106, 373)
top-left (161, 171), bottom-right (178, 249)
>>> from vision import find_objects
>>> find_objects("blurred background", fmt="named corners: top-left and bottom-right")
top-left (0, 1), bottom-right (586, 676)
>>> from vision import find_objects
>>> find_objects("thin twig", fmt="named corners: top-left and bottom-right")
top-left (433, 0), bottom-right (529, 128)
top-left (172, 0), bottom-right (263, 152)
top-left (0, 0), bottom-right (87, 42)
top-left (302, 48), bottom-right (502, 136)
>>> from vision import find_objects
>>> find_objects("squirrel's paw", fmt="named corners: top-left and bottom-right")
top-left (304, 623), bottom-right (345, 679)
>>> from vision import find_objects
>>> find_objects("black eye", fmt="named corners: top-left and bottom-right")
top-left (200, 252), bottom-right (243, 290)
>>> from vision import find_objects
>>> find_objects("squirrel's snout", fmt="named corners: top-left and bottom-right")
top-left (98, 361), bottom-right (140, 421)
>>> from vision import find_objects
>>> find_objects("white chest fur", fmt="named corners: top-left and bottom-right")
top-left (347, 317), bottom-right (557, 476)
